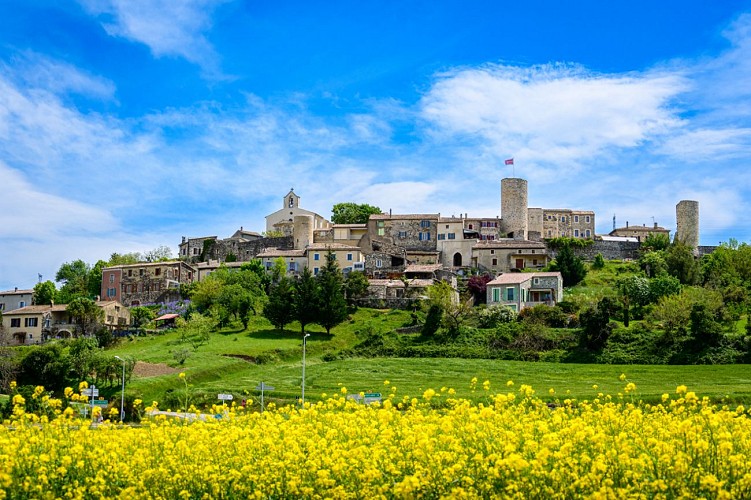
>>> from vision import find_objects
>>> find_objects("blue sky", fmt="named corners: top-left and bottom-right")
top-left (2, 0), bottom-right (751, 291)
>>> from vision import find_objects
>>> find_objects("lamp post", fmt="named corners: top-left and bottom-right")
top-left (301, 333), bottom-right (310, 406)
top-left (114, 356), bottom-right (125, 422)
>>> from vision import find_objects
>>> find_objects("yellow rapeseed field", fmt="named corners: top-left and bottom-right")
top-left (2, 377), bottom-right (751, 499)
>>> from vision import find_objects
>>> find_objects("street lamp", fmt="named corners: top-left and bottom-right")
top-left (301, 333), bottom-right (310, 406)
top-left (114, 356), bottom-right (126, 422)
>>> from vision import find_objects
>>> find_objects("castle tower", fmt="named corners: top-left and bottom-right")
top-left (675, 200), bottom-right (699, 250)
top-left (293, 215), bottom-right (314, 249)
top-left (501, 178), bottom-right (528, 239)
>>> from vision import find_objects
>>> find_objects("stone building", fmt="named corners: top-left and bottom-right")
top-left (675, 200), bottom-right (699, 250)
top-left (265, 189), bottom-right (332, 235)
top-left (101, 261), bottom-right (197, 307)
top-left (472, 239), bottom-right (549, 274)
top-left (530, 209), bottom-right (595, 239)
top-left (609, 222), bottom-right (670, 242)
top-left (500, 178), bottom-right (528, 239)
top-left (0, 288), bottom-right (33, 313)
top-left (1, 301), bottom-right (130, 345)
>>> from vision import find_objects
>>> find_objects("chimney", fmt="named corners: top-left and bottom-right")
top-left (15, 287), bottom-right (18, 292)
top-left (654, 222), bottom-right (658, 229)
top-left (626, 221), bottom-right (629, 228)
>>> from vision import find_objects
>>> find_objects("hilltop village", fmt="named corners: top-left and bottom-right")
top-left (103, 177), bottom-right (702, 307)
top-left (1, 176), bottom-right (705, 346)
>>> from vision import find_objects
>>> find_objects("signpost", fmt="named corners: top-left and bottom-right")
top-left (82, 385), bottom-right (99, 422)
top-left (218, 393), bottom-right (234, 401)
top-left (255, 383), bottom-right (275, 413)
top-left (364, 393), bottom-right (382, 405)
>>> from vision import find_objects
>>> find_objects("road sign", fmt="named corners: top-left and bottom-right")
top-left (91, 400), bottom-right (109, 406)
top-left (81, 388), bottom-right (99, 397)
top-left (218, 393), bottom-right (233, 401)
top-left (255, 383), bottom-right (275, 391)
top-left (364, 393), bottom-right (382, 404)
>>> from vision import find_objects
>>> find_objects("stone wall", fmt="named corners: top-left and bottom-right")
top-left (208, 236), bottom-right (294, 262)
top-left (545, 240), bottom-right (641, 261)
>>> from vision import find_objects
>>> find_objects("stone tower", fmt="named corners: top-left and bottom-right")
top-left (293, 215), bottom-right (314, 249)
top-left (675, 200), bottom-right (699, 250)
top-left (501, 178), bottom-right (528, 239)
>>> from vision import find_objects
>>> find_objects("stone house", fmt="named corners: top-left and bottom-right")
top-left (436, 217), bottom-right (476, 269)
top-left (101, 261), bottom-right (197, 307)
top-left (1, 301), bottom-right (130, 345)
top-left (255, 248), bottom-right (308, 275)
top-left (195, 260), bottom-right (247, 281)
top-left (529, 208), bottom-right (595, 239)
top-left (609, 222), bottom-right (670, 242)
top-left (472, 240), bottom-right (549, 274)
top-left (0, 288), bottom-right (33, 313)
top-left (307, 243), bottom-right (364, 276)
top-left (486, 272), bottom-right (563, 312)
top-left (366, 278), bottom-right (434, 299)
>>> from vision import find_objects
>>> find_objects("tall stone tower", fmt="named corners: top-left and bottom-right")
top-left (293, 215), bottom-right (314, 249)
top-left (501, 178), bottom-right (528, 239)
top-left (675, 200), bottom-right (699, 250)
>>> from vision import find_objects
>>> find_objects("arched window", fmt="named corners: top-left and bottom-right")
top-left (453, 252), bottom-right (462, 267)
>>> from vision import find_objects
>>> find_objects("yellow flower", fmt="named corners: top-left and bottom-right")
top-left (179, 372), bottom-right (186, 379)
top-left (619, 373), bottom-right (627, 381)
top-left (64, 387), bottom-right (74, 398)
top-left (383, 380), bottom-right (390, 386)
top-left (676, 385), bottom-right (688, 395)
top-left (9, 381), bottom-right (16, 391)
top-left (79, 381), bottom-right (88, 391)
top-left (506, 380), bottom-right (514, 387)
top-left (340, 386), bottom-right (347, 394)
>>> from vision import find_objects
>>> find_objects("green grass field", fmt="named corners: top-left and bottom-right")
top-left (101, 307), bottom-right (751, 407)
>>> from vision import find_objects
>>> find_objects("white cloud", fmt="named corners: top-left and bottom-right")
top-left (78, 0), bottom-right (229, 75)
top-left (419, 63), bottom-right (687, 165)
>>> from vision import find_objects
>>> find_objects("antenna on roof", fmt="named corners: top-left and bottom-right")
top-left (612, 214), bottom-right (616, 231)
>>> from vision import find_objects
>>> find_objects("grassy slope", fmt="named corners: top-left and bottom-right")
top-left (105, 305), bottom-right (751, 406)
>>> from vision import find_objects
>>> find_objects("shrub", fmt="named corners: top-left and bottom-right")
top-left (477, 305), bottom-right (516, 328)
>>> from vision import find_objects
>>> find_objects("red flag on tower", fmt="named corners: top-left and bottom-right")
top-left (504, 158), bottom-right (514, 165)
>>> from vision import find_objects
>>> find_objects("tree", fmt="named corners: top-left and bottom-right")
top-left (642, 233), bottom-right (670, 252)
top-left (331, 202), bottom-right (382, 224)
top-left (467, 274), bottom-right (492, 303)
top-left (88, 260), bottom-right (108, 299)
top-left (263, 276), bottom-right (295, 330)
top-left (131, 306), bottom-right (155, 331)
top-left (344, 271), bottom-right (369, 307)
top-left (179, 312), bottom-right (216, 350)
top-left (294, 268), bottom-right (319, 335)
top-left (425, 280), bottom-right (470, 334)
top-left (143, 245), bottom-right (173, 262)
top-left (549, 245), bottom-right (587, 287)
top-left (639, 250), bottom-right (667, 278)
top-left (66, 297), bottom-right (104, 337)
top-left (579, 296), bottom-right (618, 350)
top-left (108, 252), bottom-right (141, 265)
top-left (33, 280), bottom-right (57, 305)
top-left (592, 253), bottom-right (605, 270)
top-left (648, 274), bottom-right (681, 303)
top-left (17, 344), bottom-right (71, 391)
top-left (316, 252), bottom-right (348, 334)
top-left (270, 257), bottom-right (287, 284)
top-left (665, 241), bottom-right (700, 285)
top-left (56, 260), bottom-right (92, 301)
top-left (616, 275), bottom-right (650, 327)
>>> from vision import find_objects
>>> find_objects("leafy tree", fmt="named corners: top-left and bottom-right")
top-left (579, 296), bottom-right (618, 350)
top-left (189, 275), bottom-right (224, 312)
top-left (270, 257), bottom-right (287, 284)
top-left (66, 297), bottom-right (104, 337)
top-left (143, 245), bottom-right (173, 262)
top-left (639, 250), bottom-right (667, 278)
top-left (56, 259), bottom-right (92, 301)
top-left (477, 304), bottom-right (516, 328)
top-left (642, 233), bottom-right (670, 252)
top-left (263, 276), bottom-right (295, 330)
top-left (17, 344), bottom-right (70, 391)
top-left (331, 202), bottom-right (382, 224)
top-left (108, 252), bottom-right (141, 265)
top-left (294, 268), bottom-right (319, 335)
top-left (648, 287), bottom-right (725, 341)
top-left (88, 260), bottom-right (108, 299)
top-left (549, 245), bottom-right (587, 287)
top-left (178, 312), bottom-right (216, 350)
top-left (616, 275), bottom-right (650, 327)
top-left (466, 274), bottom-right (492, 304)
top-left (131, 306), bottom-right (155, 331)
top-left (68, 337), bottom-right (98, 381)
top-left (425, 280), bottom-right (470, 334)
top-left (648, 274), bottom-right (681, 303)
top-left (665, 241), bottom-right (700, 285)
top-left (689, 303), bottom-right (723, 349)
top-left (421, 304), bottom-right (443, 337)
top-left (344, 271), bottom-right (369, 307)
top-left (316, 252), bottom-right (348, 334)
top-left (33, 280), bottom-right (57, 305)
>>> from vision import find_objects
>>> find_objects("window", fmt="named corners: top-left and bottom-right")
top-left (288, 262), bottom-right (297, 271)
top-left (10, 318), bottom-right (20, 327)
top-left (377, 221), bottom-right (385, 236)
top-left (155, 268), bottom-right (161, 276)
top-left (492, 258), bottom-right (498, 266)
top-left (437, 234), bottom-right (445, 240)
top-left (107, 315), bottom-right (114, 324)
top-left (419, 232), bottom-right (430, 241)
top-left (109, 273), bottom-right (115, 283)
top-left (107, 288), bottom-right (116, 297)
top-left (561, 216), bottom-right (566, 223)
top-left (533, 278), bottom-right (540, 285)
top-left (468, 224), bottom-right (473, 230)
top-left (314, 268), bottom-right (319, 275)
top-left (574, 215), bottom-right (579, 223)
top-left (586, 215), bottom-right (591, 223)
top-left (490, 250), bottom-right (495, 255)
top-left (128, 269), bottom-right (133, 277)
top-left (574, 229), bottom-right (580, 237)
top-left (375, 259), bottom-right (382, 268)
top-left (532, 259), bottom-right (538, 266)
top-left (420, 220), bottom-right (431, 228)
top-left (18, 301), bottom-right (26, 308)
top-left (547, 230), bottom-right (552, 236)
top-left (0, 304), bottom-right (4, 311)
top-left (314, 253), bottom-right (320, 261)
top-left (140, 269), bottom-right (144, 276)
top-left (193, 248), bottom-right (199, 255)
top-left (586, 229), bottom-right (591, 237)
top-left (492, 288), bottom-right (500, 302)
top-left (398, 231), bottom-right (407, 238)
top-left (347, 253), bottom-right (353, 261)
top-left (447, 233), bottom-right (455, 240)
top-left (505, 287), bottom-right (515, 301)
